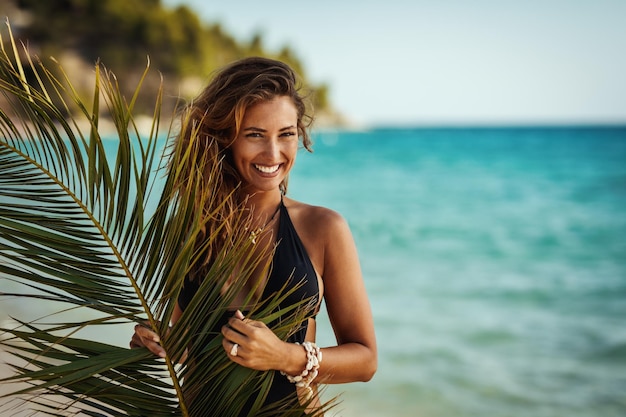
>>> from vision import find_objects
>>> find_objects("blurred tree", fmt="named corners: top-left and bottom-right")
top-left (4, 0), bottom-right (336, 120)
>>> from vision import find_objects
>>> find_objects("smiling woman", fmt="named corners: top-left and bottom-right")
top-left (130, 57), bottom-right (377, 416)
top-left (0, 25), bottom-right (374, 414)
top-left (231, 97), bottom-right (300, 195)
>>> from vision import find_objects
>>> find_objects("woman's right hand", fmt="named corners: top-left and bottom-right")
top-left (130, 323), bottom-right (167, 358)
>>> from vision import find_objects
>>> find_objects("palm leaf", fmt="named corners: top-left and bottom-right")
top-left (0, 22), bottom-right (333, 416)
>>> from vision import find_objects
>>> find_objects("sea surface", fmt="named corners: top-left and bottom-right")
top-left (288, 126), bottom-right (626, 417)
top-left (2, 126), bottom-right (626, 417)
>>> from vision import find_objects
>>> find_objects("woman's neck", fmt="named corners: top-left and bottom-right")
top-left (244, 189), bottom-right (282, 221)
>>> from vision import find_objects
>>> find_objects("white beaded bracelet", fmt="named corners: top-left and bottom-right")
top-left (281, 341), bottom-right (322, 399)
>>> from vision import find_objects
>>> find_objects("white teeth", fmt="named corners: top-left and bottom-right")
top-left (254, 164), bottom-right (280, 174)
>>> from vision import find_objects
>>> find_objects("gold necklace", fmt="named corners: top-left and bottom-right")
top-left (248, 203), bottom-right (281, 245)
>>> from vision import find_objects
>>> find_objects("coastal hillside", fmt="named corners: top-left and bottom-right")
top-left (0, 0), bottom-right (340, 124)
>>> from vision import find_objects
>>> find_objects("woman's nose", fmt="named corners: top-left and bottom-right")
top-left (264, 138), bottom-right (280, 158)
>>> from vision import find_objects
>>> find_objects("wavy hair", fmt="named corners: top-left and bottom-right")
top-left (171, 57), bottom-right (314, 278)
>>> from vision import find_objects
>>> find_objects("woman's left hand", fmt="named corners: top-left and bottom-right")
top-left (221, 310), bottom-right (296, 372)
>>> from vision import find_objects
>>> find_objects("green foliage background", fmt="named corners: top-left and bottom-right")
top-left (1, 0), bottom-right (331, 118)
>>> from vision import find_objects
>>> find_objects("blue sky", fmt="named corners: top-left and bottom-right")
top-left (163, 0), bottom-right (626, 126)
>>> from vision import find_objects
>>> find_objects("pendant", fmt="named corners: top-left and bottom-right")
top-left (249, 228), bottom-right (262, 245)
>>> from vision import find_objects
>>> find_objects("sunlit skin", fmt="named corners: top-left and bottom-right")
top-left (131, 96), bottom-right (377, 407)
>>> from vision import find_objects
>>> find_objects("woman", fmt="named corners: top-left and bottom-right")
top-left (130, 57), bottom-right (376, 415)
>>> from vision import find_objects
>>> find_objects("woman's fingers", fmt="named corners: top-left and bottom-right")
top-left (226, 314), bottom-right (266, 334)
top-left (135, 324), bottom-right (160, 342)
top-left (145, 343), bottom-right (167, 358)
top-left (221, 322), bottom-right (247, 345)
top-left (131, 324), bottom-right (167, 358)
top-left (223, 338), bottom-right (244, 359)
top-left (221, 312), bottom-right (251, 360)
top-left (221, 313), bottom-right (283, 370)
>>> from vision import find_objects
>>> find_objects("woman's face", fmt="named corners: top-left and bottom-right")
top-left (231, 96), bottom-right (299, 194)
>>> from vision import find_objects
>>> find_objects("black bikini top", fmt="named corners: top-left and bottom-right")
top-left (260, 198), bottom-right (319, 318)
top-left (178, 198), bottom-right (320, 342)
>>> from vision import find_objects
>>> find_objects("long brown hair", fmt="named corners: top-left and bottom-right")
top-left (171, 57), bottom-right (313, 278)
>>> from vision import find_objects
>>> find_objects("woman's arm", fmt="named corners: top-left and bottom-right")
top-left (314, 209), bottom-right (377, 383)
top-left (221, 208), bottom-right (377, 383)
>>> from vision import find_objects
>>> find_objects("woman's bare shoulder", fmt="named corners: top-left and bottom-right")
top-left (282, 197), bottom-right (346, 230)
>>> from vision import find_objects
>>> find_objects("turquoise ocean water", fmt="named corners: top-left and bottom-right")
top-left (2, 126), bottom-right (625, 416)
top-left (288, 126), bottom-right (626, 417)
